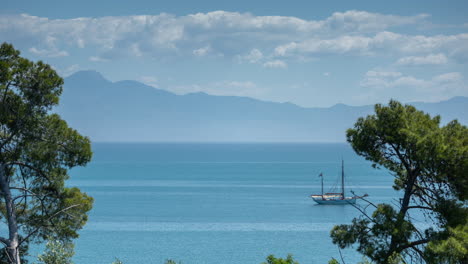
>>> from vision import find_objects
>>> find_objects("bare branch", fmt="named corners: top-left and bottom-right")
top-left (10, 187), bottom-right (36, 195)
top-left (10, 187), bottom-right (40, 203)
top-left (0, 236), bottom-right (9, 246)
top-left (349, 202), bottom-right (375, 223)
top-left (407, 205), bottom-right (433, 210)
top-left (12, 193), bottom-right (38, 203)
top-left (19, 166), bottom-right (29, 215)
top-left (360, 196), bottom-right (378, 209)
top-left (338, 246), bottom-right (346, 264)
top-left (397, 239), bottom-right (430, 252)
top-left (410, 245), bottom-right (427, 262)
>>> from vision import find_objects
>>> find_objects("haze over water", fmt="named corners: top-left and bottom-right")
top-left (61, 143), bottom-right (400, 263)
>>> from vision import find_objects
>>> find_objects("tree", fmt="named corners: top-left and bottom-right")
top-left (0, 43), bottom-right (93, 264)
top-left (261, 254), bottom-right (299, 264)
top-left (36, 239), bottom-right (74, 264)
top-left (111, 259), bottom-right (123, 264)
top-left (330, 100), bottom-right (467, 263)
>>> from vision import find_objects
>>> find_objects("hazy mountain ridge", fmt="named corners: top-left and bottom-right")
top-left (57, 71), bottom-right (468, 142)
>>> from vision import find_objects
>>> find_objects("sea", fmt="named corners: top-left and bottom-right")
top-left (40, 143), bottom-right (401, 263)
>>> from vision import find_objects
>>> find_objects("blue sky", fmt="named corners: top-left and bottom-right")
top-left (2, 0), bottom-right (468, 107)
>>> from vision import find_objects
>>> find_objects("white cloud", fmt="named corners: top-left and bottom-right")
top-left (361, 70), bottom-right (419, 88)
top-left (392, 33), bottom-right (468, 54)
top-left (263, 60), bottom-right (287, 68)
top-left (0, 11), bottom-right (441, 61)
top-left (186, 11), bottom-right (322, 33)
top-left (274, 35), bottom-right (376, 56)
top-left (219, 81), bottom-right (257, 89)
top-left (130, 43), bottom-right (143, 57)
top-left (396, 53), bottom-right (448, 65)
top-left (365, 70), bottom-right (402, 78)
top-left (58, 64), bottom-right (80, 77)
top-left (361, 70), bottom-right (464, 89)
top-left (89, 56), bottom-right (108, 62)
top-left (361, 71), bottom-right (410, 89)
top-left (138, 76), bottom-right (158, 88)
top-left (323, 72), bottom-right (331, 77)
top-left (392, 76), bottom-right (428, 87)
top-left (193, 45), bottom-right (211, 56)
top-left (238, 49), bottom-right (263, 63)
top-left (360, 71), bottom-right (403, 89)
top-left (28, 47), bottom-right (69, 57)
top-left (238, 50), bottom-right (287, 68)
top-left (324, 10), bottom-right (429, 33)
top-left (359, 70), bottom-right (467, 102)
top-left (432, 72), bottom-right (463, 83)
top-left (274, 42), bottom-right (296, 56)
top-left (274, 32), bottom-right (468, 57)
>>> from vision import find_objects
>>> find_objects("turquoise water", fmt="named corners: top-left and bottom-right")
top-left (63, 143), bottom-right (397, 263)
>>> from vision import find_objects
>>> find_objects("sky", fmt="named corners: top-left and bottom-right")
top-left (2, 0), bottom-right (468, 107)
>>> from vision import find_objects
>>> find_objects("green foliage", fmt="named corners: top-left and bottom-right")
top-left (261, 254), bottom-right (299, 264)
top-left (386, 252), bottom-right (405, 264)
top-left (425, 224), bottom-right (468, 263)
top-left (356, 257), bottom-right (372, 264)
top-left (331, 100), bottom-right (467, 263)
top-left (0, 42), bottom-right (93, 263)
top-left (328, 258), bottom-right (340, 264)
top-left (111, 258), bottom-right (124, 264)
top-left (331, 204), bottom-right (416, 262)
top-left (36, 239), bottom-right (74, 264)
top-left (350, 255), bottom-right (404, 264)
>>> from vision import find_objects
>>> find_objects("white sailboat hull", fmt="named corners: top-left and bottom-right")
top-left (311, 196), bottom-right (357, 205)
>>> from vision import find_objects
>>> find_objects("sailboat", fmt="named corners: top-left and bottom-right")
top-left (310, 160), bottom-right (368, 205)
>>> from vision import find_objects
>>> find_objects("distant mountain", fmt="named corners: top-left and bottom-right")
top-left (56, 71), bottom-right (468, 142)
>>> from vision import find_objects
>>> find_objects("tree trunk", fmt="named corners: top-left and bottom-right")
top-left (0, 164), bottom-right (21, 264)
top-left (387, 171), bottom-right (416, 260)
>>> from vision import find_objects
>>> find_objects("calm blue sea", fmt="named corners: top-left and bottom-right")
top-left (57, 143), bottom-right (399, 263)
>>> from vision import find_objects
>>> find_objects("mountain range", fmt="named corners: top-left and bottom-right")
top-left (57, 71), bottom-right (468, 142)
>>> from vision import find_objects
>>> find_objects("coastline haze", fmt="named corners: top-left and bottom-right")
top-left (57, 70), bottom-right (468, 143)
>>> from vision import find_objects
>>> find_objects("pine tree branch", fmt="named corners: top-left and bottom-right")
top-left (407, 205), bottom-right (432, 210)
top-left (19, 204), bottom-right (82, 246)
top-left (6, 161), bottom-right (52, 185)
top-left (0, 237), bottom-right (8, 246)
top-left (398, 239), bottom-right (430, 251)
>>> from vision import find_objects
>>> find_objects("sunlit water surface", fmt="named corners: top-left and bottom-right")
top-left (30, 143), bottom-right (407, 263)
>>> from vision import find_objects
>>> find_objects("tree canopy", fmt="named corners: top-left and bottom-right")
top-left (330, 100), bottom-right (467, 263)
top-left (261, 254), bottom-right (299, 264)
top-left (0, 43), bottom-right (93, 264)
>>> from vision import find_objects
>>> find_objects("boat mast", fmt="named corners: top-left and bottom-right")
top-left (341, 160), bottom-right (345, 199)
top-left (320, 173), bottom-right (324, 197)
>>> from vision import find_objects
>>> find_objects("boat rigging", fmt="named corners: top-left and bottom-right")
top-left (310, 160), bottom-right (368, 205)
